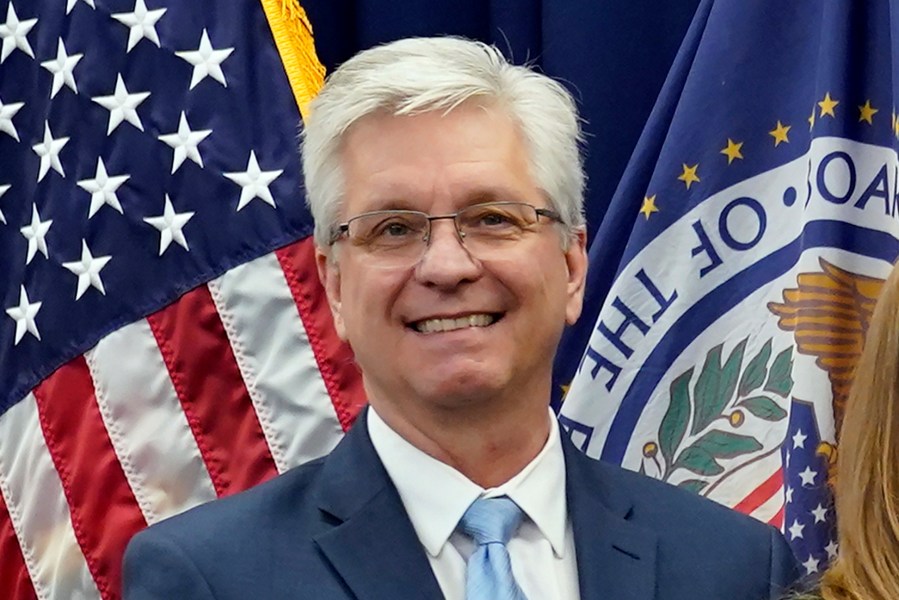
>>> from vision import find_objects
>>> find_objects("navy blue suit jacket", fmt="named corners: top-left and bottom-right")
top-left (123, 410), bottom-right (799, 599)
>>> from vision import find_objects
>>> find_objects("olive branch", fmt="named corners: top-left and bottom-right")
top-left (641, 338), bottom-right (792, 495)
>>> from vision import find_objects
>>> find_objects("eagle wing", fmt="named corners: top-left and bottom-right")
top-left (767, 257), bottom-right (884, 437)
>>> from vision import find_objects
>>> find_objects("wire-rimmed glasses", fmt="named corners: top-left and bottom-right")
top-left (328, 201), bottom-right (564, 268)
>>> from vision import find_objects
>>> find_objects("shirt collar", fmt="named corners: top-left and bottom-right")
top-left (367, 406), bottom-right (568, 558)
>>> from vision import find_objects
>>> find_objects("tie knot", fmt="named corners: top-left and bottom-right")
top-left (459, 496), bottom-right (524, 546)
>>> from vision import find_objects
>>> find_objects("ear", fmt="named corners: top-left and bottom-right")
top-left (315, 247), bottom-right (347, 339)
top-left (563, 228), bottom-right (588, 326)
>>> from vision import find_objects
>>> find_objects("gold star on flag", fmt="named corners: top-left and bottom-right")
top-left (858, 100), bottom-right (878, 125)
top-left (808, 108), bottom-right (816, 130)
top-left (639, 194), bottom-right (659, 219)
top-left (720, 138), bottom-right (743, 164)
top-left (818, 92), bottom-right (839, 118)
top-left (678, 164), bottom-right (700, 189)
top-left (769, 121), bottom-right (791, 146)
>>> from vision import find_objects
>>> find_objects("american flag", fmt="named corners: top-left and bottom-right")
top-left (0, 0), bottom-right (365, 597)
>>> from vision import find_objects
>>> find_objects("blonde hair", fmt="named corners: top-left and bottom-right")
top-left (819, 258), bottom-right (899, 600)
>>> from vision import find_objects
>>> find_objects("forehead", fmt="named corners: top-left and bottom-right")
top-left (338, 103), bottom-right (539, 213)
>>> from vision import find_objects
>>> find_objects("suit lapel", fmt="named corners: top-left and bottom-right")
top-left (313, 409), bottom-right (443, 600)
top-left (563, 435), bottom-right (658, 600)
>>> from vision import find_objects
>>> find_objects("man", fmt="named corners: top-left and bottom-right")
top-left (123, 37), bottom-right (799, 599)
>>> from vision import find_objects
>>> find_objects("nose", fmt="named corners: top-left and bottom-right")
top-left (414, 219), bottom-right (481, 288)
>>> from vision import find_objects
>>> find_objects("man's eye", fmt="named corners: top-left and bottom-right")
top-left (478, 212), bottom-right (514, 227)
top-left (369, 218), bottom-right (419, 238)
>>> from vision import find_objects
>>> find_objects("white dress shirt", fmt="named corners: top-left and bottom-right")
top-left (368, 407), bottom-right (580, 600)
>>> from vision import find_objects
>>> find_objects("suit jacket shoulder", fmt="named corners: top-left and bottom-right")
top-left (563, 436), bottom-right (800, 600)
top-left (123, 413), bottom-right (443, 600)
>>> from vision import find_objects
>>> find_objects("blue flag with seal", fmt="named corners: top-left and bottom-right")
top-left (556, 0), bottom-right (899, 577)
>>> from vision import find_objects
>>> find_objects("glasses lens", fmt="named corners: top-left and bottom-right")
top-left (347, 210), bottom-right (429, 264)
top-left (457, 202), bottom-right (538, 247)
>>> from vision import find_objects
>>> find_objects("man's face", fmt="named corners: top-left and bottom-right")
top-left (316, 103), bottom-right (587, 414)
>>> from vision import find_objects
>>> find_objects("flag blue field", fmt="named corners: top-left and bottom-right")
top-left (558, 0), bottom-right (899, 575)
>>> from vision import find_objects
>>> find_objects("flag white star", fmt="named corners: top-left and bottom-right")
top-left (92, 74), bottom-right (150, 135)
top-left (802, 555), bottom-right (819, 575)
top-left (158, 112), bottom-right (212, 173)
top-left (792, 429), bottom-right (807, 449)
top-left (20, 204), bottom-right (53, 264)
top-left (41, 38), bottom-right (84, 98)
top-left (5, 285), bottom-right (42, 345)
top-left (0, 2), bottom-right (37, 63)
top-left (798, 466), bottom-right (817, 487)
top-left (0, 96), bottom-right (24, 141)
top-left (62, 240), bottom-right (112, 300)
top-left (176, 29), bottom-right (234, 89)
top-left (77, 157), bottom-right (129, 218)
top-left (0, 183), bottom-right (9, 224)
top-left (112, 0), bottom-right (166, 53)
top-left (224, 151), bottom-right (283, 211)
top-left (824, 540), bottom-right (839, 559)
top-left (810, 503), bottom-right (828, 523)
top-left (32, 121), bottom-right (70, 182)
top-left (788, 519), bottom-right (805, 540)
top-left (784, 485), bottom-right (793, 504)
top-left (66, 0), bottom-right (96, 14)
top-left (144, 194), bottom-right (194, 255)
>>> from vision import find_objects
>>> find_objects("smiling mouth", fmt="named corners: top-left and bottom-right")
top-left (410, 313), bottom-right (501, 334)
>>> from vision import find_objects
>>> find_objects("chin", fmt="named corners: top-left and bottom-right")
top-left (412, 369), bottom-right (508, 409)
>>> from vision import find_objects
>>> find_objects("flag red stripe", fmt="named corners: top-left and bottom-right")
top-left (768, 504), bottom-right (785, 530)
top-left (33, 356), bottom-right (147, 600)
top-left (276, 239), bottom-right (367, 431)
top-left (0, 491), bottom-right (36, 600)
top-left (732, 469), bottom-right (783, 515)
top-left (146, 286), bottom-right (278, 496)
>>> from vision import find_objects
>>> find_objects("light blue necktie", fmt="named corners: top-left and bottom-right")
top-left (459, 496), bottom-right (528, 600)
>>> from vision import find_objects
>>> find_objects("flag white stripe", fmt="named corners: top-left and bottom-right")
top-left (209, 253), bottom-right (344, 473)
top-left (0, 395), bottom-right (99, 600)
top-left (85, 321), bottom-right (218, 525)
top-left (750, 486), bottom-right (784, 526)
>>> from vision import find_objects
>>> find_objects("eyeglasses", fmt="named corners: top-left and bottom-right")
top-left (329, 201), bottom-right (564, 268)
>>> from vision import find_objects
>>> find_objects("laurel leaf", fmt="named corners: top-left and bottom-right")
top-left (738, 339), bottom-right (772, 397)
top-left (689, 429), bottom-right (762, 460)
top-left (692, 344), bottom-right (724, 434)
top-left (720, 338), bottom-right (747, 408)
top-left (738, 395), bottom-right (787, 421)
top-left (764, 347), bottom-right (794, 398)
top-left (659, 367), bottom-right (693, 468)
top-left (678, 479), bottom-right (708, 495)
top-left (692, 340), bottom-right (746, 434)
top-left (673, 445), bottom-right (724, 476)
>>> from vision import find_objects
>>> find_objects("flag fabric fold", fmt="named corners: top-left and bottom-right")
top-left (558, 0), bottom-right (899, 576)
top-left (0, 0), bottom-right (364, 597)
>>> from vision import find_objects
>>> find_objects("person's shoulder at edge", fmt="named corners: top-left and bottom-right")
top-left (569, 435), bottom-right (782, 536)
top-left (567, 442), bottom-right (800, 597)
top-left (133, 453), bottom-right (330, 544)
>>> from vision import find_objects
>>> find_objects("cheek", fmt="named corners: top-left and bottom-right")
top-left (340, 270), bottom-right (406, 332)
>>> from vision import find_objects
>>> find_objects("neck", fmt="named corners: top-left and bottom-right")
top-left (369, 391), bottom-right (551, 488)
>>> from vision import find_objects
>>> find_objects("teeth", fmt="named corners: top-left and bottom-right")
top-left (415, 314), bottom-right (496, 333)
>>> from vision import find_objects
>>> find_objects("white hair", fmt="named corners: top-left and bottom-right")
top-left (301, 36), bottom-right (586, 248)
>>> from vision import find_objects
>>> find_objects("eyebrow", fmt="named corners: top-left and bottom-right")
top-left (360, 187), bottom-right (523, 213)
